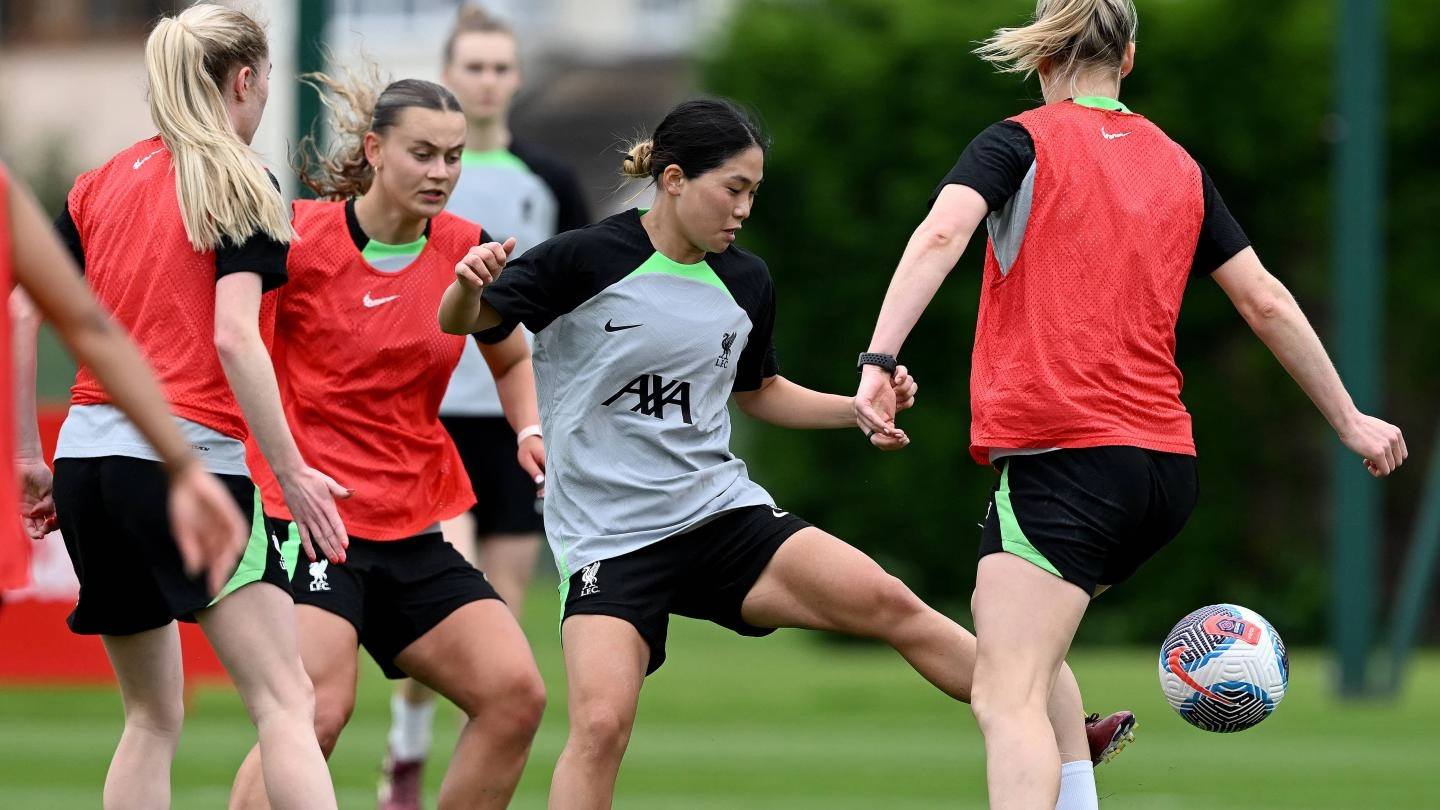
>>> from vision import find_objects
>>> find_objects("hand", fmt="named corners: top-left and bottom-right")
top-left (277, 466), bottom-right (352, 564)
top-left (167, 463), bottom-right (249, 596)
top-left (1337, 413), bottom-right (1407, 477)
top-left (854, 365), bottom-right (910, 451)
top-left (454, 237), bottom-right (517, 291)
top-left (891, 364), bottom-right (919, 412)
top-left (517, 435), bottom-right (547, 498)
top-left (16, 457), bottom-right (57, 539)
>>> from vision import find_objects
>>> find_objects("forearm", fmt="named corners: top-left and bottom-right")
top-left (736, 376), bottom-right (854, 429)
top-left (438, 283), bottom-right (500, 335)
top-left (215, 329), bottom-right (304, 476)
top-left (10, 290), bottom-right (44, 460)
top-left (1242, 284), bottom-right (1360, 433)
top-left (493, 361), bottom-right (540, 434)
top-left (867, 227), bottom-right (961, 356)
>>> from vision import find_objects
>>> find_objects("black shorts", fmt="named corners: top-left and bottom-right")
top-left (441, 415), bottom-right (543, 536)
top-left (270, 518), bottom-right (501, 679)
top-left (54, 456), bottom-right (289, 636)
top-left (979, 446), bottom-right (1198, 594)
top-left (562, 505), bottom-right (812, 675)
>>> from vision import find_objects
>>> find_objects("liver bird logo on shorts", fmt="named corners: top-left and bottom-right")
top-left (309, 559), bottom-right (331, 592)
top-left (715, 331), bottom-right (736, 368)
top-left (579, 561), bottom-right (601, 596)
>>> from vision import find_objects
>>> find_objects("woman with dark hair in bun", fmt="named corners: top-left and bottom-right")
top-left (440, 97), bottom-right (1126, 808)
top-left (228, 69), bottom-right (545, 810)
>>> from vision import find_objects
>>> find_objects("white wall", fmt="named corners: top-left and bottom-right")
top-left (0, 0), bottom-right (299, 198)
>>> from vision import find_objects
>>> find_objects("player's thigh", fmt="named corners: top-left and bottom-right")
top-left (740, 525), bottom-right (930, 636)
top-left (395, 598), bottom-right (543, 719)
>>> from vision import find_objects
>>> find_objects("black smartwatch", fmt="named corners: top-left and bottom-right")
top-left (856, 352), bottom-right (898, 374)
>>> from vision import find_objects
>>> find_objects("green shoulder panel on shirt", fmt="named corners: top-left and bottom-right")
top-left (624, 251), bottom-right (733, 300)
top-left (462, 148), bottom-right (531, 171)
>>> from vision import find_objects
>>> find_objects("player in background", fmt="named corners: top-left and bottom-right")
top-left (379, 8), bottom-right (590, 807)
top-left (854, 1), bottom-right (1407, 808)
top-left (34, 4), bottom-right (345, 808)
top-left (5, 162), bottom-right (244, 619)
top-left (227, 70), bottom-right (545, 810)
top-left (440, 97), bottom-right (1127, 810)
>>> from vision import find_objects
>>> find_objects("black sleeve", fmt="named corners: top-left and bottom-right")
top-left (53, 206), bottom-right (85, 273)
top-left (1190, 165), bottom-right (1251, 276)
top-left (480, 227), bottom-right (495, 244)
top-left (475, 232), bottom-right (578, 343)
top-left (216, 231), bottom-right (289, 291)
top-left (928, 121), bottom-right (1035, 213)
top-left (511, 142), bottom-right (592, 232)
top-left (731, 261), bottom-right (780, 392)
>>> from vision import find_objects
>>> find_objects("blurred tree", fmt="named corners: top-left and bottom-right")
top-left (702, 0), bottom-right (1437, 644)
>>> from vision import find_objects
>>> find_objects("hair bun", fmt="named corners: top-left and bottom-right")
top-left (622, 140), bottom-right (653, 178)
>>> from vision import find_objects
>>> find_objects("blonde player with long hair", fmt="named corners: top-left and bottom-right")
top-left (856, 1), bottom-right (1406, 807)
top-left (48, 3), bottom-right (348, 807)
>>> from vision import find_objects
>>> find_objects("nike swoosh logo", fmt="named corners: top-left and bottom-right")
top-left (1101, 127), bottom-right (1132, 140)
top-left (132, 148), bottom-right (163, 170)
top-left (771, 508), bottom-right (789, 518)
top-left (362, 293), bottom-right (401, 308)
top-left (604, 319), bottom-right (642, 332)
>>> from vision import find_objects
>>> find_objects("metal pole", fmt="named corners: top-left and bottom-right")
top-left (294, 0), bottom-right (331, 199)
top-left (1330, 0), bottom-right (1385, 698)
top-left (1386, 419), bottom-right (1440, 690)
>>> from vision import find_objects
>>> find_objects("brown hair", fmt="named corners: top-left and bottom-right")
top-left (295, 67), bottom-right (463, 200)
top-left (442, 5), bottom-right (515, 66)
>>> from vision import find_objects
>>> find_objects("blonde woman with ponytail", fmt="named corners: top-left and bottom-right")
top-left (227, 69), bottom-right (544, 810)
top-left (49, 3), bottom-right (343, 808)
top-left (857, 1), bottom-right (1406, 807)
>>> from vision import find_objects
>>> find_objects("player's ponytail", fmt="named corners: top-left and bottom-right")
top-left (145, 3), bottom-right (292, 251)
top-left (975, 0), bottom-right (1137, 80)
top-left (296, 69), bottom-right (462, 200)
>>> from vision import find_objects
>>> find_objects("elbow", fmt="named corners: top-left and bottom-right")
top-left (212, 315), bottom-right (253, 364)
top-left (1240, 288), bottom-right (1294, 329)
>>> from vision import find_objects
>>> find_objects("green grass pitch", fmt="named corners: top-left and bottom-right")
top-left (3, 591), bottom-right (1438, 808)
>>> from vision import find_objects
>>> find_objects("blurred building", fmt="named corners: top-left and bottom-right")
top-left (0, 0), bottom-right (737, 213)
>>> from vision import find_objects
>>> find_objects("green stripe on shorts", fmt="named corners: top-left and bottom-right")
top-left (996, 463), bottom-right (1063, 578)
top-left (210, 490), bottom-right (276, 604)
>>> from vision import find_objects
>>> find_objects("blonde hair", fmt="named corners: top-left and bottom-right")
top-left (976, 0), bottom-right (1137, 80)
top-left (145, 2), bottom-right (292, 251)
top-left (620, 141), bottom-right (654, 179)
top-left (296, 67), bottom-right (463, 200)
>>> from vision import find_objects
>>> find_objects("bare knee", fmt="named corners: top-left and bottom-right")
top-left (240, 660), bottom-right (318, 725)
top-left (123, 694), bottom-right (186, 740)
top-left (568, 701), bottom-right (635, 759)
top-left (463, 667), bottom-right (546, 745)
top-left (310, 687), bottom-right (355, 756)
top-left (858, 573), bottom-right (930, 637)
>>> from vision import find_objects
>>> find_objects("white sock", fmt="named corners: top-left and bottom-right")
top-left (387, 693), bottom-right (436, 762)
top-left (1054, 760), bottom-right (1098, 810)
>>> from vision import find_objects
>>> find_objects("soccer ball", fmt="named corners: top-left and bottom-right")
top-left (1158, 603), bottom-right (1289, 732)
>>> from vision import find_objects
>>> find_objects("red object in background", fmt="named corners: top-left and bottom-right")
top-left (0, 404), bottom-right (228, 685)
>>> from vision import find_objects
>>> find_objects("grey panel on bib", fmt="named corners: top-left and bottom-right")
top-left (987, 160), bottom-right (1037, 277)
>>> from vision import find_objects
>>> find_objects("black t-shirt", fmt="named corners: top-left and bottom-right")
top-left (931, 120), bottom-right (1251, 276)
